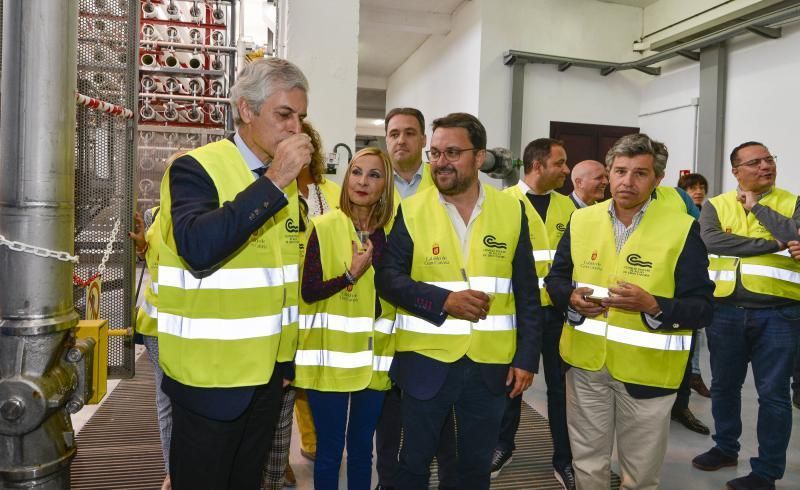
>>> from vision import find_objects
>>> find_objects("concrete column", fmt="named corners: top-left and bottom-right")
top-left (279, 0), bottom-right (359, 184)
top-left (697, 43), bottom-right (727, 197)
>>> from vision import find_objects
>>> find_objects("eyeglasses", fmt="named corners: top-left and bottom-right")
top-left (735, 155), bottom-right (777, 168)
top-left (426, 147), bottom-right (477, 162)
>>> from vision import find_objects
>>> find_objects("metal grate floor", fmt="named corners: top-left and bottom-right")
top-left (70, 356), bottom-right (620, 489)
top-left (71, 356), bottom-right (165, 490)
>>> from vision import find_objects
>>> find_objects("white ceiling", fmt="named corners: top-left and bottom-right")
top-left (358, 0), bottom-right (465, 80)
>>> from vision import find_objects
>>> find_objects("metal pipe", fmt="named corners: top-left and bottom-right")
top-left (0, 1), bottom-right (87, 488)
top-left (503, 3), bottom-right (800, 74)
top-left (139, 92), bottom-right (230, 103)
top-left (140, 39), bottom-right (237, 53)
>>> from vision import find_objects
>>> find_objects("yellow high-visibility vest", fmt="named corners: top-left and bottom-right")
top-left (708, 189), bottom-right (800, 300)
top-left (294, 209), bottom-right (396, 391)
top-left (561, 199), bottom-right (694, 389)
top-left (504, 184), bottom-right (575, 306)
top-left (158, 140), bottom-right (285, 387)
top-left (395, 185), bottom-right (520, 364)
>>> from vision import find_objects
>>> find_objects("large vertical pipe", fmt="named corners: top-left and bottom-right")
top-left (0, 1), bottom-right (80, 488)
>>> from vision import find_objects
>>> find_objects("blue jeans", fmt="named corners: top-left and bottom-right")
top-left (306, 388), bottom-right (385, 490)
top-left (142, 334), bottom-right (172, 472)
top-left (395, 357), bottom-right (507, 490)
top-left (707, 303), bottom-right (800, 482)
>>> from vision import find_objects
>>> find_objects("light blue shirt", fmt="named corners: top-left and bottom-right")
top-left (234, 133), bottom-right (284, 195)
top-left (393, 162), bottom-right (426, 199)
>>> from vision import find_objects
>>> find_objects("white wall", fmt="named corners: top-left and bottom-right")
top-left (385, 0), bottom-right (482, 136)
top-left (723, 22), bottom-right (800, 194)
top-left (281, 0), bottom-right (359, 184)
top-left (478, 0), bottom-right (644, 154)
top-left (638, 59), bottom-right (700, 187)
top-left (637, 22), bottom-right (800, 195)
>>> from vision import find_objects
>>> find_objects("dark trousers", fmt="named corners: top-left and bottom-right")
top-left (707, 303), bottom-right (800, 482)
top-left (673, 329), bottom-right (699, 411)
top-left (376, 385), bottom-right (458, 489)
top-left (498, 307), bottom-right (571, 469)
top-left (169, 373), bottom-right (283, 490)
top-left (306, 388), bottom-right (385, 490)
top-left (395, 357), bottom-right (507, 490)
top-left (793, 336), bottom-right (800, 392)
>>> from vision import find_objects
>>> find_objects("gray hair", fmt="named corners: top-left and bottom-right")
top-left (605, 133), bottom-right (664, 178)
top-left (229, 58), bottom-right (309, 126)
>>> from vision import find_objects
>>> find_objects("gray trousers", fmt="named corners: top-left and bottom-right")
top-left (142, 334), bottom-right (172, 473)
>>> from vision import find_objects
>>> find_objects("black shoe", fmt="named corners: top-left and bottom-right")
top-left (490, 448), bottom-right (512, 479)
top-left (726, 473), bottom-right (775, 490)
top-left (692, 447), bottom-right (737, 471)
top-left (671, 407), bottom-right (710, 435)
top-left (793, 389), bottom-right (800, 410)
top-left (374, 486), bottom-right (394, 490)
top-left (553, 464), bottom-right (576, 490)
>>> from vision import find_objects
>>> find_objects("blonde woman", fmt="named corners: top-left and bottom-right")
top-left (295, 148), bottom-right (395, 489)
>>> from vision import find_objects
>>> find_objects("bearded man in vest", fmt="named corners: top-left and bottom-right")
top-left (377, 112), bottom-right (542, 490)
top-left (157, 58), bottom-right (312, 490)
top-left (376, 107), bottom-right (458, 490)
top-left (496, 138), bottom-right (576, 489)
top-left (545, 133), bottom-right (714, 490)
top-left (693, 141), bottom-right (800, 490)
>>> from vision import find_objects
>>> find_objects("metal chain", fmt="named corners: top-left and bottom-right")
top-left (0, 234), bottom-right (79, 263)
top-left (97, 218), bottom-right (121, 275)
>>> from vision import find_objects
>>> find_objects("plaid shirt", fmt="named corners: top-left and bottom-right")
top-left (607, 198), bottom-right (652, 253)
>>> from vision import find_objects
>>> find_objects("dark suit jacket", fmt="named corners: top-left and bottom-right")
top-left (162, 147), bottom-right (289, 421)
top-left (376, 200), bottom-right (544, 401)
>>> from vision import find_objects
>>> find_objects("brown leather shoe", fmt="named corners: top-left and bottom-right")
top-left (671, 407), bottom-right (710, 435)
top-left (690, 373), bottom-right (711, 398)
top-left (284, 465), bottom-right (297, 487)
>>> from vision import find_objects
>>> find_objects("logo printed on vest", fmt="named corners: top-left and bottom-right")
top-left (626, 253), bottom-right (653, 269)
top-left (285, 218), bottom-right (299, 233)
top-left (483, 235), bottom-right (507, 249)
top-left (556, 223), bottom-right (567, 232)
top-left (591, 250), bottom-right (598, 261)
top-left (432, 242), bottom-right (440, 255)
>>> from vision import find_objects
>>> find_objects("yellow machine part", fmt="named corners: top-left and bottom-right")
top-left (75, 319), bottom-right (109, 404)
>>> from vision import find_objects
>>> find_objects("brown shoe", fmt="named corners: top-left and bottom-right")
top-left (284, 465), bottom-right (297, 487)
top-left (690, 373), bottom-right (711, 398)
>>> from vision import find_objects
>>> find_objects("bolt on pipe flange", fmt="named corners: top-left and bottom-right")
top-left (66, 348), bottom-right (83, 363)
top-left (1, 398), bottom-right (25, 421)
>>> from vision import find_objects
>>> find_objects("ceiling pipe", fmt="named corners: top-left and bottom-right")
top-left (503, 2), bottom-right (800, 75)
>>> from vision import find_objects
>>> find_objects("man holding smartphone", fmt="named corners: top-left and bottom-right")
top-left (545, 133), bottom-right (714, 489)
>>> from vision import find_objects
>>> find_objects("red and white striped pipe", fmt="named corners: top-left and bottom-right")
top-left (75, 91), bottom-right (133, 119)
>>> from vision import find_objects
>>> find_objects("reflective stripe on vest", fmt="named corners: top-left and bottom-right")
top-left (533, 249), bottom-right (555, 262)
top-left (574, 319), bottom-right (691, 351)
top-left (575, 282), bottom-right (610, 299)
top-left (299, 313), bottom-right (374, 333)
top-left (151, 282), bottom-right (159, 294)
top-left (159, 265), bottom-right (284, 290)
top-left (283, 264), bottom-right (299, 283)
top-left (159, 312), bottom-right (282, 340)
top-left (296, 349), bottom-right (373, 369)
top-left (142, 299), bottom-right (158, 319)
top-left (283, 305), bottom-right (299, 325)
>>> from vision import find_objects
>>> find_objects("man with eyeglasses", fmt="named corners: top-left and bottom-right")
top-left (377, 112), bottom-right (542, 489)
top-left (375, 107), bottom-right (457, 490)
top-left (693, 141), bottom-right (800, 490)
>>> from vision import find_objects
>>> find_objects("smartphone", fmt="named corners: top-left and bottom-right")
top-left (583, 295), bottom-right (605, 304)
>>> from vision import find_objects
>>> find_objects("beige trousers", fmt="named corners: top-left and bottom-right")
top-left (566, 366), bottom-right (675, 490)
